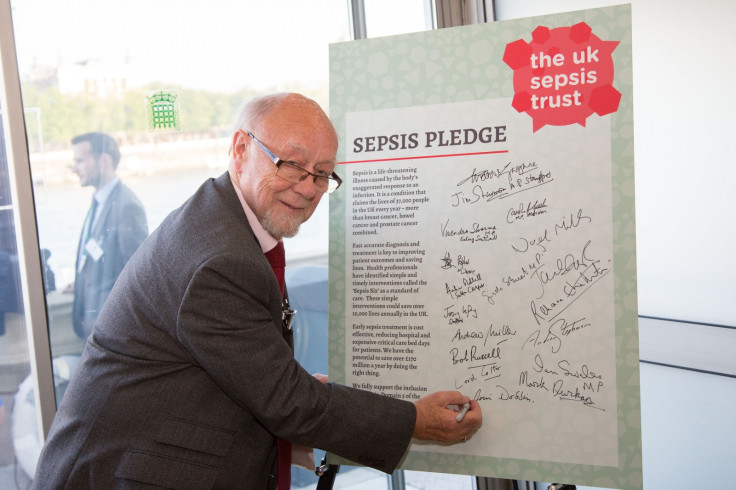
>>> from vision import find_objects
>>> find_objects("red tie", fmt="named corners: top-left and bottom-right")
top-left (264, 241), bottom-right (290, 490)
top-left (264, 241), bottom-right (285, 295)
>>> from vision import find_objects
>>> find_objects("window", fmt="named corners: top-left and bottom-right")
top-left (0, 98), bottom-right (40, 488)
top-left (7, 0), bottom-right (353, 484)
top-left (363, 0), bottom-right (432, 38)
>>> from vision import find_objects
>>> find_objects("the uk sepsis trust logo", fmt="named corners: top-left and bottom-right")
top-left (503, 22), bottom-right (620, 132)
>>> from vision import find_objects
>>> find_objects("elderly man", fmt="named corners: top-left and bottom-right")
top-left (33, 93), bottom-right (481, 489)
top-left (66, 132), bottom-right (148, 338)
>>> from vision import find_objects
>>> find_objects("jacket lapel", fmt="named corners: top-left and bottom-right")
top-left (91, 181), bottom-right (120, 245)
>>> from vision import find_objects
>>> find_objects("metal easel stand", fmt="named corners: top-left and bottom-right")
top-left (388, 470), bottom-right (405, 489)
top-left (315, 462), bottom-right (577, 490)
top-left (315, 457), bottom-right (340, 490)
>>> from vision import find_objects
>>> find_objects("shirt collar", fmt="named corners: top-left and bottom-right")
top-left (94, 177), bottom-right (120, 206)
top-left (229, 173), bottom-right (279, 253)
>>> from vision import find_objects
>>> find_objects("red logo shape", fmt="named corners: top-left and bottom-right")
top-left (503, 22), bottom-right (620, 131)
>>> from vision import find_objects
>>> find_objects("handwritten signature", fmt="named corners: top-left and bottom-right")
top-left (455, 162), bottom-right (538, 187)
top-left (444, 303), bottom-right (478, 325)
top-left (440, 251), bottom-right (479, 275)
top-left (552, 379), bottom-right (604, 410)
top-left (511, 208), bottom-right (591, 254)
top-left (451, 323), bottom-right (516, 344)
top-left (530, 240), bottom-right (609, 299)
top-left (450, 340), bottom-right (507, 365)
top-left (445, 272), bottom-right (485, 300)
top-left (451, 185), bottom-right (507, 206)
top-left (507, 199), bottom-right (549, 224)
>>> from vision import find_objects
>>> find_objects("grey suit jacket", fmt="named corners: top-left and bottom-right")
top-left (72, 180), bottom-right (148, 338)
top-left (34, 172), bottom-right (416, 489)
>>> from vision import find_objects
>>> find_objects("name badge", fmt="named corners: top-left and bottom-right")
top-left (85, 238), bottom-right (104, 262)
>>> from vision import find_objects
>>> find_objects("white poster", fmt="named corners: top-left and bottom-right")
top-left (344, 99), bottom-right (617, 466)
top-left (329, 5), bottom-right (641, 487)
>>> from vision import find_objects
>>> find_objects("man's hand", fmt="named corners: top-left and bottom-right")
top-left (291, 373), bottom-right (329, 470)
top-left (413, 391), bottom-right (482, 443)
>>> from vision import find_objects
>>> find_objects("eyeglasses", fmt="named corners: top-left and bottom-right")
top-left (246, 131), bottom-right (342, 194)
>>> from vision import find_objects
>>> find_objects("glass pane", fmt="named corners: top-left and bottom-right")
top-left (364, 0), bottom-right (431, 38)
top-left (7, 1), bottom-right (467, 488)
top-left (0, 107), bottom-right (36, 486)
top-left (9, 0), bottom-right (351, 483)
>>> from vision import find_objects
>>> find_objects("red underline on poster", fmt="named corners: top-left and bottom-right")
top-left (339, 149), bottom-right (508, 165)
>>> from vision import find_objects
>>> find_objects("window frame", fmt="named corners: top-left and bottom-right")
top-left (0, 0), bottom-right (56, 440)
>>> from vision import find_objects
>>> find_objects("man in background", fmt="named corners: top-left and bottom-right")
top-left (65, 132), bottom-right (148, 338)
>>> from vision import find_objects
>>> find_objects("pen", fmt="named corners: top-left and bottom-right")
top-left (456, 402), bottom-right (470, 422)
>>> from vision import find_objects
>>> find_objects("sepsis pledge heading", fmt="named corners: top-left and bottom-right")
top-left (353, 126), bottom-right (507, 153)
